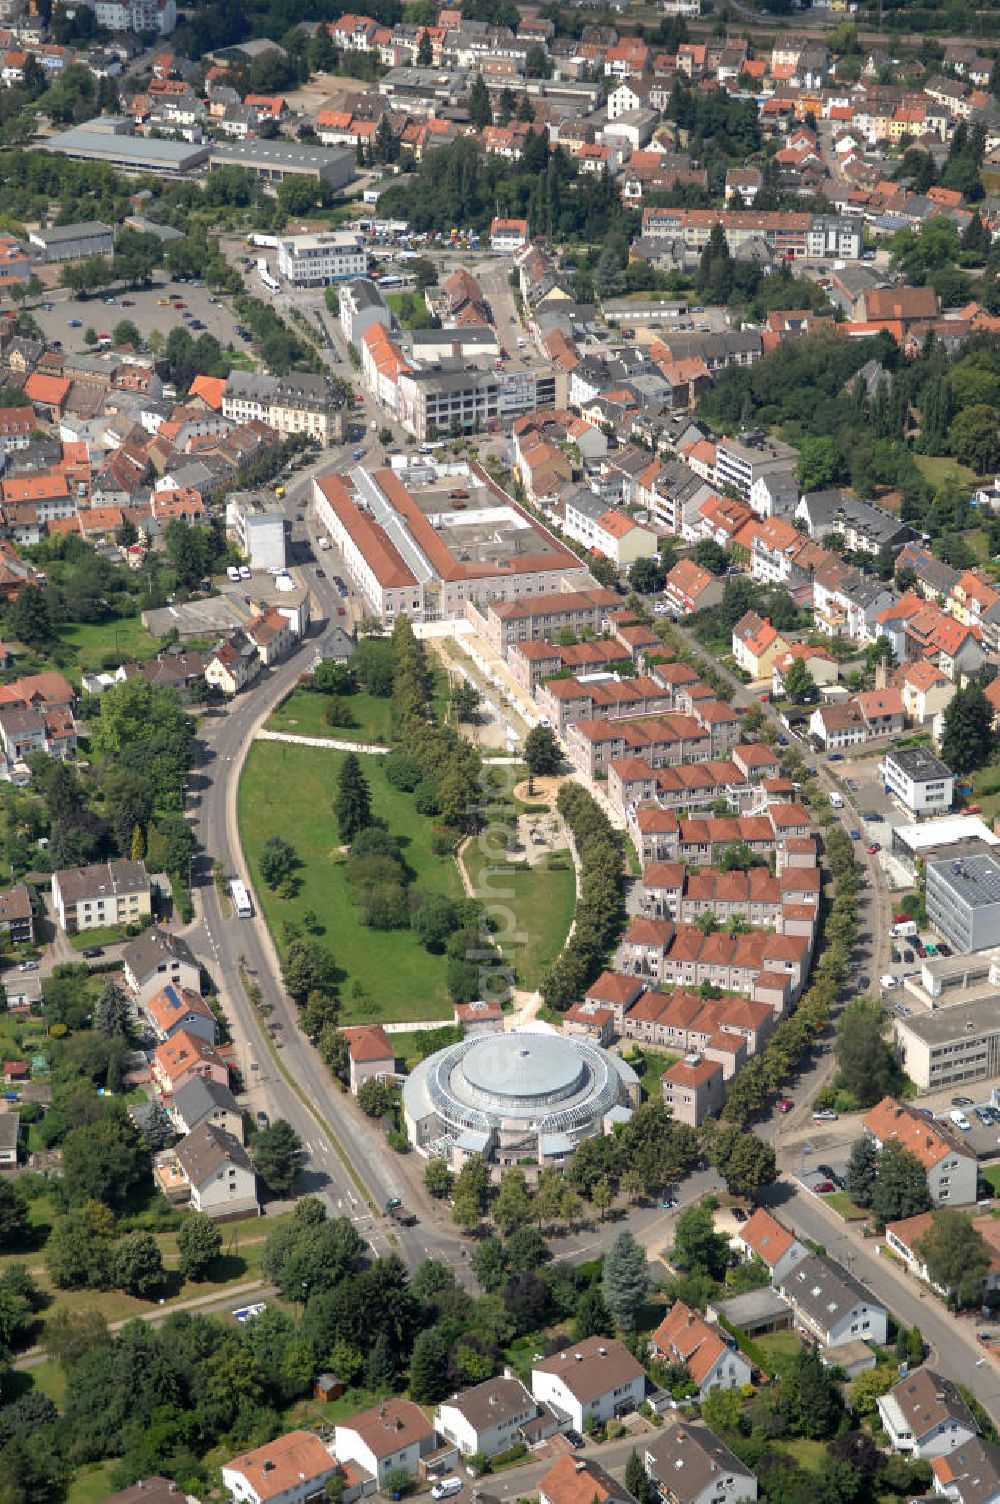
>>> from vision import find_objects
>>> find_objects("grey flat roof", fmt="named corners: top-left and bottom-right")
top-left (709, 1288), bottom-right (791, 1328)
top-left (896, 994), bottom-right (1000, 1046)
top-left (209, 139), bottom-right (354, 169)
top-left (43, 128), bottom-right (209, 171)
top-left (929, 850), bottom-right (1000, 909)
top-left (30, 218), bottom-right (113, 241)
top-left (887, 745), bottom-right (953, 781)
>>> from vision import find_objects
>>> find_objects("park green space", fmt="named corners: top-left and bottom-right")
top-left (460, 842), bottom-right (575, 991)
top-left (266, 686), bottom-right (395, 743)
top-left (238, 740), bottom-right (463, 1021)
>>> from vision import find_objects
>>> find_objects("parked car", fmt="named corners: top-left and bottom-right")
top-left (777, 1098), bottom-right (794, 1113)
top-left (731, 1206), bottom-right (748, 1222)
top-left (950, 1111), bottom-right (971, 1132)
top-left (255, 1110), bottom-right (269, 1127)
top-left (81, 946), bottom-right (103, 959)
top-left (565, 1431), bottom-right (586, 1450)
top-left (903, 949), bottom-right (914, 963)
top-left (16, 960), bottom-right (36, 971)
top-left (866, 843), bottom-right (881, 854)
top-left (812, 1108), bottom-right (839, 1121)
top-left (814, 1180), bottom-right (835, 1194)
top-left (660, 1197), bottom-right (678, 1210)
top-left (915, 941), bottom-right (927, 958)
top-left (938, 942), bottom-right (953, 956)
top-left (68, 318), bottom-right (82, 327)
top-left (952, 1096), bottom-right (974, 1107)
top-left (849, 830), bottom-right (861, 841)
top-left (828, 752), bottom-right (843, 761)
top-left (239, 565), bottom-right (251, 580)
top-left (880, 974), bottom-right (900, 989)
top-left (431, 1480), bottom-right (462, 1501)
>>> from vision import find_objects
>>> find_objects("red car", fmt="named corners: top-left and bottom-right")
top-left (337, 605), bottom-right (346, 616)
top-left (866, 843), bottom-right (881, 854)
top-left (174, 300), bottom-right (187, 308)
top-left (814, 1180), bottom-right (835, 1194)
top-left (777, 1098), bottom-right (794, 1113)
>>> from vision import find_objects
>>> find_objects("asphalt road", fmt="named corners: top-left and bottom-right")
top-left (764, 1180), bottom-right (1000, 1421)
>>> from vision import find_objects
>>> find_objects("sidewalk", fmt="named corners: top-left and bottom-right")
top-left (256, 729), bottom-right (390, 754)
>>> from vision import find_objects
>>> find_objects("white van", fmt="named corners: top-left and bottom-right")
top-left (828, 792), bottom-right (845, 809)
top-left (950, 1109), bottom-right (971, 1131)
top-left (226, 565), bottom-right (241, 582)
top-left (431, 1480), bottom-right (462, 1500)
top-left (891, 920), bottom-right (918, 939)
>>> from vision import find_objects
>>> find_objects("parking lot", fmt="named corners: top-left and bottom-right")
top-left (32, 276), bottom-right (250, 356)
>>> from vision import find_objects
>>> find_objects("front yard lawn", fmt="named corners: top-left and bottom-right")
top-left (239, 741), bottom-right (463, 1021)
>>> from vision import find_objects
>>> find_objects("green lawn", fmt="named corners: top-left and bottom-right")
top-left (461, 844), bottom-right (575, 990)
top-left (56, 615), bottom-right (159, 672)
top-left (386, 290), bottom-right (434, 329)
top-left (65, 1462), bottom-right (121, 1504)
top-left (69, 923), bottom-right (135, 950)
top-left (755, 1329), bottom-right (805, 1375)
top-left (267, 687), bottom-right (396, 744)
top-left (983, 1165), bottom-right (1000, 1196)
top-left (389, 1025), bottom-right (463, 1070)
top-left (913, 454), bottom-right (982, 489)
top-left (239, 741), bottom-right (463, 1022)
top-left (824, 1191), bottom-right (869, 1221)
top-left (627, 1048), bottom-right (680, 1089)
top-left (973, 767), bottom-right (1000, 825)
top-left (771, 1439), bottom-right (831, 1469)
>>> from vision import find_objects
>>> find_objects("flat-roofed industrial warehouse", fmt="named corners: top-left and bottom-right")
top-left (43, 124), bottom-right (211, 174)
top-left (208, 139), bottom-right (356, 188)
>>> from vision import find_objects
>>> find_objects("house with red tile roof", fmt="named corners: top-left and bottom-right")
top-left (661, 1053), bottom-right (724, 1125)
top-left (650, 1301), bottom-right (753, 1396)
top-left (735, 1208), bottom-right (808, 1282)
top-left (862, 1097), bottom-right (977, 1206)
top-left (731, 611), bottom-right (789, 678)
top-left (342, 1024), bottom-right (395, 1094)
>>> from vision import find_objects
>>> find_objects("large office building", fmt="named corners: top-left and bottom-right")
top-left (894, 992), bottom-right (1000, 1091)
top-left (926, 848), bottom-right (1000, 955)
top-left (396, 361), bottom-right (558, 441)
top-left (402, 1030), bottom-right (640, 1176)
top-left (277, 232), bottom-right (366, 287)
top-left (312, 459), bottom-right (590, 627)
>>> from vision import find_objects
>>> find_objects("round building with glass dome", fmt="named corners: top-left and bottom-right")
top-left (402, 1029), bottom-right (639, 1176)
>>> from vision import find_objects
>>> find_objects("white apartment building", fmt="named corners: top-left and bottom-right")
top-left (715, 433), bottom-right (800, 499)
top-left (277, 232), bottom-right (366, 287)
top-left (51, 859), bottom-right (151, 933)
top-left (226, 492), bottom-right (286, 571)
top-left (882, 746), bottom-right (954, 820)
